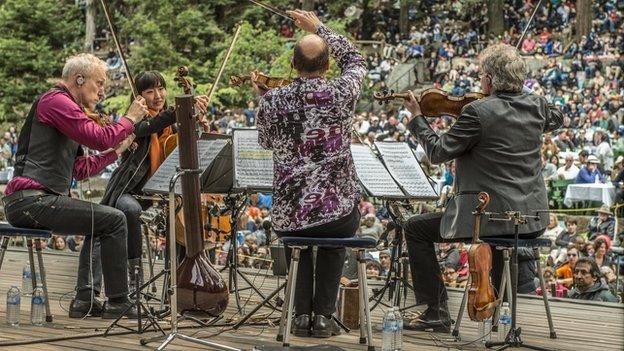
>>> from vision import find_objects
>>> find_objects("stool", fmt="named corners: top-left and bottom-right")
top-left (452, 237), bottom-right (555, 340)
top-left (277, 236), bottom-right (377, 350)
top-left (0, 222), bottom-right (54, 323)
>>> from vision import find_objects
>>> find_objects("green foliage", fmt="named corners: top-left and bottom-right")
top-left (0, 0), bottom-right (83, 121)
top-left (0, 0), bottom-right (361, 120)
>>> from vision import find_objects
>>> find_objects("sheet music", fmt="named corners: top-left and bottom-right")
top-left (350, 144), bottom-right (404, 198)
top-left (143, 139), bottom-right (229, 195)
top-left (375, 142), bottom-right (438, 199)
top-left (232, 129), bottom-right (273, 191)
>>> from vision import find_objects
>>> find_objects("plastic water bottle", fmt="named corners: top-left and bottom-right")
top-left (498, 303), bottom-right (511, 340)
top-left (382, 307), bottom-right (401, 350)
top-left (394, 307), bottom-right (403, 350)
top-left (22, 262), bottom-right (33, 295)
top-left (30, 286), bottom-right (45, 326)
top-left (6, 286), bottom-right (20, 326)
top-left (594, 174), bottom-right (600, 184)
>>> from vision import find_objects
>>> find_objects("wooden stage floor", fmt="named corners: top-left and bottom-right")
top-left (0, 249), bottom-right (622, 351)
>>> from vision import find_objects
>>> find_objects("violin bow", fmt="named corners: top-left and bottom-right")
top-left (206, 23), bottom-right (243, 107)
top-left (99, 0), bottom-right (138, 99)
top-left (515, 0), bottom-right (543, 49)
top-left (248, 0), bottom-right (293, 22)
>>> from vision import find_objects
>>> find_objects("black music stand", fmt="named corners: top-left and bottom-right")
top-left (351, 142), bottom-right (438, 311)
top-left (484, 211), bottom-right (554, 351)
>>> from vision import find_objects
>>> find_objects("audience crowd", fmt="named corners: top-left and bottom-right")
top-left (2, 0), bottom-right (623, 304)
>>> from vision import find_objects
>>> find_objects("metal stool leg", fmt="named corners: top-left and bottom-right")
top-left (504, 249), bottom-right (513, 308)
top-left (0, 236), bottom-right (9, 270)
top-left (357, 249), bottom-right (375, 350)
top-left (534, 247), bottom-right (556, 339)
top-left (356, 249), bottom-right (366, 343)
top-left (34, 239), bottom-right (53, 322)
top-left (277, 246), bottom-right (299, 342)
top-left (452, 275), bottom-right (471, 339)
top-left (282, 247), bottom-right (301, 347)
top-left (26, 238), bottom-right (37, 290)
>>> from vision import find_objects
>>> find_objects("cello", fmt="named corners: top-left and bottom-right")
top-left (467, 192), bottom-right (498, 321)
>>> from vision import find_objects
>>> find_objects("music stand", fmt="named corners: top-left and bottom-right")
top-left (351, 142), bottom-right (438, 311)
top-left (484, 211), bottom-right (554, 351)
top-left (141, 168), bottom-right (241, 351)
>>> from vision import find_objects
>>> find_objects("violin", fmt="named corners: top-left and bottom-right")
top-left (229, 73), bottom-right (291, 91)
top-left (85, 108), bottom-right (112, 126)
top-left (467, 192), bottom-right (498, 322)
top-left (373, 88), bottom-right (486, 118)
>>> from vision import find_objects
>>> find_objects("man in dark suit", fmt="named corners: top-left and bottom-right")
top-left (401, 44), bottom-right (563, 332)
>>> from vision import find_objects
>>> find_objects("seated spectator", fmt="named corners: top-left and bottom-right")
top-left (51, 235), bottom-right (69, 251)
top-left (555, 129), bottom-right (575, 151)
top-left (587, 205), bottom-right (616, 240)
top-left (536, 266), bottom-right (568, 298)
top-left (238, 234), bottom-right (258, 267)
top-left (252, 220), bottom-right (271, 247)
top-left (366, 260), bottom-right (382, 278)
top-left (542, 213), bottom-right (563, 245)
top-left (567, 258), bottom-right (618, 302)
top-left (359, 196), bottom-right (375, 216)
top-left (611, 156), bottom-right (624, 205)
top-left (556, 246), bottom-right (579, 288)
top-left (575, 155), bottom-right (604, 183)
top-left (438, 242), bottom-right (460, 271)
top-left (555, 216), bottom-right (582, 248)
top-left (379, 250), bottom-right (391, 277)
top-left (359, 213), bottom-right (383, 240)
top-left (593, 237), bottom-right (614, 269)
top-left (556, 155), bottom-right (580, 180)
top-left (542, 154), bottom-right (557, 181)
top-left (66, 235), bottom-right (84, 252)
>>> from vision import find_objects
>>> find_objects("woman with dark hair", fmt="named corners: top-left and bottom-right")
top-left (70, 71), bottom-right (209, 317)
top-left (593, 238), bottom-right (614, 269)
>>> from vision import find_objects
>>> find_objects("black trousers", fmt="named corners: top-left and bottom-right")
top-left (276, 205), bottom-right (360, 316)
top-left (403, 212), bottom-right (540, 307)
top-left (77, 193), bottom-right (148, 296)
top-left (5, 194), bottom-right (129, 298)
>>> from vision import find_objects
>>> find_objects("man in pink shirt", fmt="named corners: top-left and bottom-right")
top-left (2, 53), bottom-right (146, 319)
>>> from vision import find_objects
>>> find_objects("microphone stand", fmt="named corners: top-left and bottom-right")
top-left (484, 211), bottom-right (553, 351)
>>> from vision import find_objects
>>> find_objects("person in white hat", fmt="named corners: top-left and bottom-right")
top-left (587, 205), bottom-right (615, 241)
top-left (575, 154), bottom-right (604, 184)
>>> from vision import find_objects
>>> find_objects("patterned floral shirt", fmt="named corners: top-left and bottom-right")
top-left (257, 25), bottom-right (366, 232)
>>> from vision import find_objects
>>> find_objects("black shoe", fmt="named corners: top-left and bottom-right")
top-left (404, 305), bottom-right (451, 333)
top-left (69, 298), bottom-right (103, 318)
top-left (292, 314), bottom-right (311, 337)
top-left (101, 300), bottom-right (140, 319)
top-left (312, 315), bottom-right (341, 338)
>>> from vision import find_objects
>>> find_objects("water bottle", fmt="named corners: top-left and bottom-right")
top-left (498, 303), bottom-right (511, 340)
top-left (594, 174), bottom-right (600, 184)
top-left (394, 307), bottom-right (403, 350)
top-left (22, 262), bottom-right (33, 295)
top-left (30, 286), bottom-right (45, 326)
top-left (382, 307), bottom-right (400, 351)
top-left (6, 286), bottom-right (20, 326)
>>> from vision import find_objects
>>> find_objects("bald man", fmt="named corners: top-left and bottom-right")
top-left (254, 10), bottom-right (366, 338)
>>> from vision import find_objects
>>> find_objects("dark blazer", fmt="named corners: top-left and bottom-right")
top-left (101, 108), bottom-right (176, 207)
top-left (409, 91), bottom-right (563, 239)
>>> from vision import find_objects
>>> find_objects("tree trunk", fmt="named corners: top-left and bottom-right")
top-left (487, 0), bottom-right (504, 36)
top-left (575, 0), bottom-right (592, 40)
top-left (399, 0), bottom-right (409, 37)
top-left (84, 0), bottom-right (96, 52)
top-left (301, 0), bottom-right (314, 11)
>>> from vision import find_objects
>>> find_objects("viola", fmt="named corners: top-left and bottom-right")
top-left (373, 88), bottom-right (486, 118)
top-left (467, 192), bottom-right (498, 322)
top-left (229, 73), bottom-right (291, 91)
